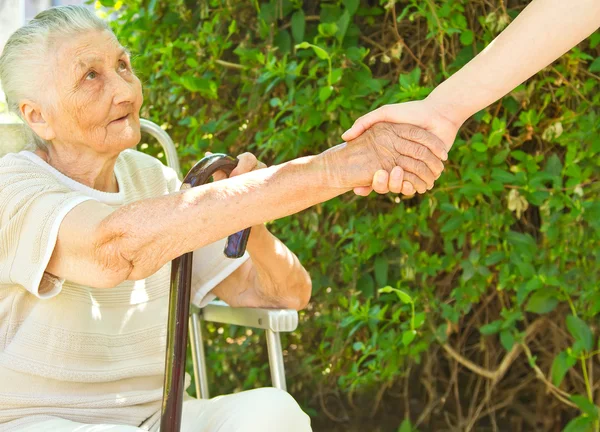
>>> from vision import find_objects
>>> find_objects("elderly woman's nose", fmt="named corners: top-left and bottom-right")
top-left (110, 73), bottom-right (136, 105)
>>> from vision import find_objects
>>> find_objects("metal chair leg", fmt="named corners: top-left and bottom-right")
top-left (265, 329), bottom-right (287, 391)
top-left (189, 312), bottom-right (210, 399)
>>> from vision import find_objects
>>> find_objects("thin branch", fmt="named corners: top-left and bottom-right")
top-left (441, 318), bottom-right (545, 384)
top-left (390, 5), bottom-right (429, 71)
top-left (215, 59), bottom-right (247, 70)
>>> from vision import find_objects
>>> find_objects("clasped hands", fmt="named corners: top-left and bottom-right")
top-left (341, 99), bottom-right (461, 197)
top-left (211, 98), bottom-right (462, 198)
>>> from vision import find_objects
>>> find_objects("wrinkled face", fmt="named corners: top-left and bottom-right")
top-left (45, 29), bottom-right (142, 153)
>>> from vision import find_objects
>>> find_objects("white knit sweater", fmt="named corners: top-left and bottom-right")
top-left (0, 150), bottom-right (248, 430)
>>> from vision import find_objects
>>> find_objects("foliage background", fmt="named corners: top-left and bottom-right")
top-left (102, 0), bottom-right (599, 430)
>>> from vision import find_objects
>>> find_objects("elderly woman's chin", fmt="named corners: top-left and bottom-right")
top-left (107, 113), bottom-right (142, 150)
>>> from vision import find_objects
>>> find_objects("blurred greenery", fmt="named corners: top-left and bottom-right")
top-left (100, 0), bottom-right (599, 430)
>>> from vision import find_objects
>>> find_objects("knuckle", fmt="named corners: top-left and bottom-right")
top-left (415, 161), bottom-right (430, 178)
top-left (407, 125), bottom-right (427, 143)
top-left (413, 145), bottom-right (427, 160)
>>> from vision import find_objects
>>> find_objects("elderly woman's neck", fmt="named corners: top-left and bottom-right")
top-left (35, 145), bottom-right (120, 193)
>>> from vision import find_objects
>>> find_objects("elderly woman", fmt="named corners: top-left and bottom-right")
top-left (0, 6), bottom-right (447, 432)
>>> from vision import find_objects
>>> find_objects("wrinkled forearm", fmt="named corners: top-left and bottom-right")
top-left (244, 224), bottom-right (312, 310)
top-left (426, 0), bottom-right (600, 126)
top-left (97, 154), bottom-right (348, 282)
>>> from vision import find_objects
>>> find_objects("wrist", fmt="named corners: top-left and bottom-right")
top-left (425, 86), bottom-right (471, 130)
top-left (316, 143), bottom-right (371, 190)
top-left (246, 223), bottom-right (270, 250)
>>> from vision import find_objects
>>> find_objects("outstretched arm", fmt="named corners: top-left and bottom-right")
top-left (343, 0), bottom-right (600, 149)
top-left (427, 0), bottom-right (600, 129)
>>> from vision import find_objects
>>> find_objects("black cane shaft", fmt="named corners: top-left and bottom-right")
top-left (160, 154), bottom-right (252, 432)
top-left (161, 254), bottom-right (193, 430)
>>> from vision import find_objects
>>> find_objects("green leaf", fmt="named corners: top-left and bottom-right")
top-left (379, 286), bottom-right (412, 304)
top-left (295, 42), bottom-right (330, 60)
top-left (414, 312), bottom-right (426, 329)
top-left (318, 86), bottom-right (333, 102)
top-left (544, 153), bottom-right (563, 177)
top-left (484, 251), bottom-right (505, 266)
top-left (274, 29), bottom-right (292, 54)
top-left (472, 142), bottom-right (487, 152)
top-left (259, 2), bottom-right (277, 24)
top-left (566, 315), bottom-right (594, 352)
top-left (563, 415), bottom-right (594, 432)
top-left (491, 168), bottom-right (515, 184)
top-left (500, 329), bottom-right (515, 351)
top-left (402, 330), bottom-right (417, 346)
top-left (460, 30), bottom-right (474, 45)
top-left (357, 274), bottom-right (375, 297)
top-left (185, 58), bottom-right (199, 68)
top-left (480, 320), bottom-right (503, 335)
top-left (291, 10), bottom-right (305, 43)
top-left (441, 215), bottom-right (464, 233)
top-left (352, 341), bottom-right (365, 352)
top-left (343, 0), bottom-right (359, 16)
top-left (570, 395), bottom-right (600, 419)
top-left (228, 20), bottom-right (237, 35)
top-left (179, 75), bottom-right (218, 98)
top-left (336, 10), bottom-right (351, 43)
top-left (589, 56), bottom-right (600, 73)
top-left (591, 32), bottom-right (600, 48)
top-left (374, 256), bottom-right (389, 287)
top-left (551, 351), bottom-right (577, 387)
top-left (318, 22), bottom-right (339, 38)
top-left (525, 291), bottom-right (558, 314)
top-left (399, 68), bottom-right (421, 89)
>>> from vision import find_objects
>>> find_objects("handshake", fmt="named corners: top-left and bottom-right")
top-left (226, 99), bottom-right (462, 199)
top-left (323, 99), bottom-right (461, 197)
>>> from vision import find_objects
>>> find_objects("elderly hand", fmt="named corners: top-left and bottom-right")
top-left (208, 151), bottom-right (267, 181)
top-left (324, 122), bottom-right (450, 195)
top-left (342, 99), bottom-right (460, 196)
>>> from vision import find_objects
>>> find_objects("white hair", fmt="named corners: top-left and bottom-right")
top-left (0, 6), bottom-right (110, 150)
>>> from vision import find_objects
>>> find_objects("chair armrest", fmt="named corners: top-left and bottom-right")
top-left (193, 300), bottom-right (298, 332)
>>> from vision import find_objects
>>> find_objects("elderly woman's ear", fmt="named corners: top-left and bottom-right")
top-left (20, 100), bottom-right (56, 141)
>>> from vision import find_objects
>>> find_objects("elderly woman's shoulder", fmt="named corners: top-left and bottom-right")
top-left (0, 151), bottom-right (47, 172)
top-left (118, 148), bottom-right (174, 173)
top-left (0, 151), bottom-right (66, 197)
top-left (118, 149), bottom-right (180, 185)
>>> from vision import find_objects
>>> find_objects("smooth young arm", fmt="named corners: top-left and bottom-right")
top-left (343, 0), bottom-right (600, 147)
top-left (427, 0), bottom-right (600, 127)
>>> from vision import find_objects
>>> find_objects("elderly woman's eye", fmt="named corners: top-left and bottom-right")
top-left (86, 71), bottom-right (97, 80)
top-left (118, 60), bottom-right (129, 72)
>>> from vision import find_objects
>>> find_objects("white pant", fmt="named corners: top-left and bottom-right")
top-left (14, 388), bottom-right (311, 432)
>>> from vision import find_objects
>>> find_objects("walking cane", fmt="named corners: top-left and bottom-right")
top-left (160, 154), bottom-right (252, 432)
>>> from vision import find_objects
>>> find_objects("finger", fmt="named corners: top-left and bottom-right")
top-left (372, 170), bottom-right (390, 194)
top-left (212, 170), bottom-right (228, 181)
top-left (392, 155), bottom-right (436, 189)
top-left (391, 124), bottom-right (448, 161)
top-left (353, 186), bottom-right (372, 196)
top-left (402, 172), bottom-right (428, 194)
top-left (391, 137), bottom-right (446, 177)
top-left (341, 105), bottom-right (398, 142)
top-left (230, 152), bottom-right (258, 177)
top-left (388, 166), bottom-right (404, 194)
top-left (401, 181), bottom-right (415, 196)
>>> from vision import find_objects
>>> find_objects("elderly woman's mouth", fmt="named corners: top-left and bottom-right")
top-left (110, 114), bottom-right (131, 125)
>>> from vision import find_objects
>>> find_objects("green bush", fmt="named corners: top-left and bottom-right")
top-left (102, 0), bottom-right (599, 430)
